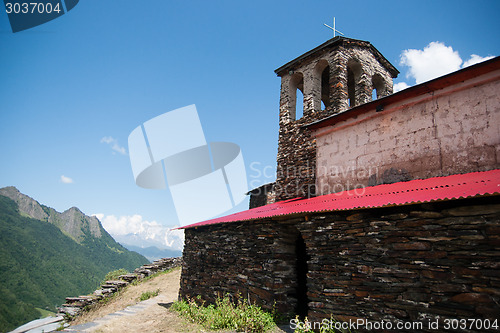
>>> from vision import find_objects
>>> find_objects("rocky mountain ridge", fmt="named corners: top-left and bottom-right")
top-left (0, 186), bottom-right (102, 242)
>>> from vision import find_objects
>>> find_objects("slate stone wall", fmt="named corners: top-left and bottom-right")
top-left (179, 218), bottom-right (301, 314)
top-left (248, 183), bottom-right (276, 209)
top-left (179, 197), bottom-right (500, 331)
top-left (299, 197), bottom-right (500, 328)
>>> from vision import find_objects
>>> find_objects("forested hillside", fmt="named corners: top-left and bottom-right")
top-left (0, 191), bottom-right (149, 332)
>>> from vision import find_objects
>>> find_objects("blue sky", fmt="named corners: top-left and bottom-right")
top-left (1, 0), bottom-right (499, 249)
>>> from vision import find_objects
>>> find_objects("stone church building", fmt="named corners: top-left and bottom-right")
top-left (179, 37), bottom-right (500, 327)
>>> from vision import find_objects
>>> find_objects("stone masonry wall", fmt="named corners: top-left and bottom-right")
top-left (179, 219), bottom-right (301, 315)
top-left (180, 197), bottom-right (500, 332)
top-left (299, 197), bottom-right (500, 330)
top-left (248, 183), bottom-right (275, 209)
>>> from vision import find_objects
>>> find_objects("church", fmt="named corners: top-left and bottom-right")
top-left (178, 36), bottom-right (500, 326)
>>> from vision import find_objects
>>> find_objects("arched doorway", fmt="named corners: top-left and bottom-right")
top-left (295, 232), bottom-right (310, 318)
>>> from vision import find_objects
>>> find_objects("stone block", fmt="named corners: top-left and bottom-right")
top-left (443, 204), bottom-right (500, 216)
top-left (392, 242), bottom-right (431, 251)
top-left (450, 293), bottom-right (494, 304)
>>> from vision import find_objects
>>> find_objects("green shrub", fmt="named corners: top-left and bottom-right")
top-left (139, 289), bottom-right (160, 301)
top-left (103, 268), bottom-right (128, 282)
top-left (171, 295), bottom-right (277, 333)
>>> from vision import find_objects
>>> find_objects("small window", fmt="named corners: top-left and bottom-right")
top-left (347, 59), bottom-right (362, 107)
top-left (347, 67), bottom-right (356, 107)
top-left (296, 88), bottom-right (304, 119)
top-left (290, 72), bottom-right (304, 120)
top-left (372, 74), bottom-right (385, 100)
top-left (314, 60), bottom-right (330, 111)
top-left (320, 65), bottom-right (330, 110)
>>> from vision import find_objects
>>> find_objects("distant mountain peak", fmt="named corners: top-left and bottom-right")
top-left (1, 185), bottom-right (20, 193)
top-left (0, 186), bottom-right (49, 221)
top-left (0, 186), bottom-right (102, 242)
top-left (65, 206), bottom-right (82, 213)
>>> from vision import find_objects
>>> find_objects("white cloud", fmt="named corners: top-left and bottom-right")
top-left (100, 136), bottom-right (127, 155)
top-left (100, 136), bottom-right (114, 144)
top-left (397, 42), bottom-right (495, 88)
top-left (93, 213), bottom-right (184, 250)
top-left (393, 82), bottom-right (410, 93)
top-left (463, 54), bottom-right (494, 68)
top-left (60, 175), bottom-right (74, 184)
top-left (400, 41), bottom-right (462, 84)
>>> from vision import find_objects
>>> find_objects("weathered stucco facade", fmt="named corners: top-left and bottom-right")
top-left (311, 59), bottom-right (500, 195)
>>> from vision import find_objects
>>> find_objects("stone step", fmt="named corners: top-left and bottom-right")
top-left (61, 302), bottom-right (86, 308)
top-left (105, 280), bottom-right (128, 288)
top-left (58, 306), bottom-right (81, 317)
top-left (118, 274), bottom-right (138, 282)
top-left (64, 296), bottom-right (97, 306)
top-left (65, 297), bottom-right (84, 302)
top-left (100, 284), bottom-right (118, 290)
top-left (78, 295), bottom-right (97, 300)
top-left (100, 287), bottom-right (116, 294)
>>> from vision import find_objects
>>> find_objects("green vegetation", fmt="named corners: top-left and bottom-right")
top-left (0, 195), bottom-right (149, 332)
top-left (138, 289), bottom-right (160, 301)
top-left (35, 308), bottom-right (56, 318)
top-left (171, 295), bottom-right (277, 333)
top-left (0, 285), bottom-right (41, 333)
top-left (103, 268), bottom-right (129, 282)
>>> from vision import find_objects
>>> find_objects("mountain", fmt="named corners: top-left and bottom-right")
top-left (0, 186), bottom-right (104, 243)
top-left (120, 243), bottom-right (182, 262)
top-left (0, 187), bottom-right (149, 332)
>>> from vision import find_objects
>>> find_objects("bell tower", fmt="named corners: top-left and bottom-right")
top-left (274, 36), bottom-right (399, 201)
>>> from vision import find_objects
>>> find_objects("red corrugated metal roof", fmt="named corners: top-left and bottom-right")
top-left (180, 169), bottom-right (500, 229)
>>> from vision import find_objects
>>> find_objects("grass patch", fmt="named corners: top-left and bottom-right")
top-left (36, 307), bottom-right (56, 318)
top-left (102, 268), bottom-right (128, 283)
top-left (139, 289), bottom-right (160, 301)
top-left (171, 295), bottom-right (277, 333)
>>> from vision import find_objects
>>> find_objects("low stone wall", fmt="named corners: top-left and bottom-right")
top-left (59, 257), bottom-right (182, 318)
top-left (179, 197), bottom-right (500, 331)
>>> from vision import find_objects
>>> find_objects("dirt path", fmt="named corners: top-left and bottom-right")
top-left (67, 267), bottom-right (290, 333)
top-left (68, 268), bottom-right (205, 332)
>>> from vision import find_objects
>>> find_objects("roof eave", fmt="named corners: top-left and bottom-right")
top-left (274, 36), bottom-right (399, 78)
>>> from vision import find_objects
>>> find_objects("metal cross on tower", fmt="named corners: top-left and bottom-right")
top-left (324, 17), bottom-right (344, 37)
